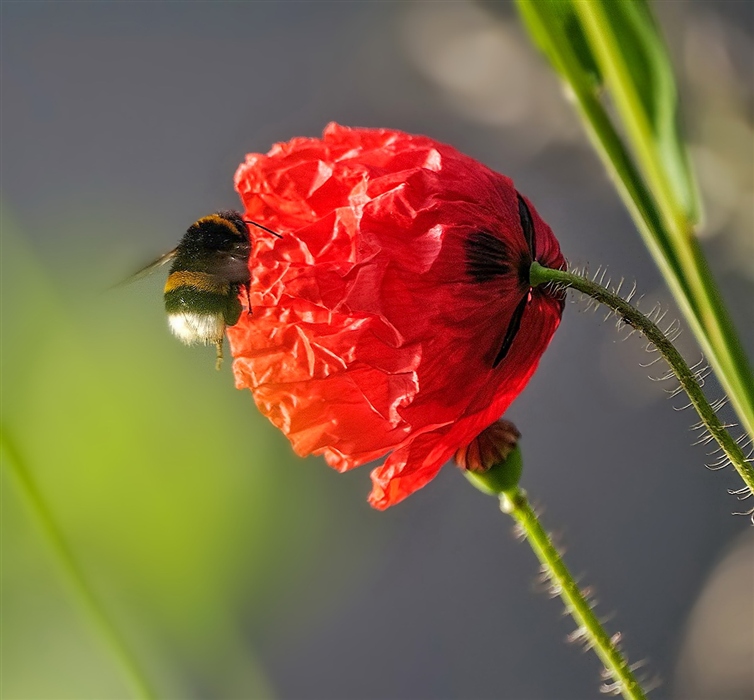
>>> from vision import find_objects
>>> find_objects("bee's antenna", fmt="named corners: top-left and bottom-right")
top-left (244, 219), bottom-right (283, 239)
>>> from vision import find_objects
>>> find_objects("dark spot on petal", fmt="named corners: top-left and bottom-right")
top-left (493, 292), bottom-right (529, 368)
top-left (517, 192), bottom-right (536, 260)
top-left (465, 231), bottom-right (511, 283)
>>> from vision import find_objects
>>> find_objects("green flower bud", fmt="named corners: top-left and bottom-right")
top-left (455, 420), bottom-right (523, 496)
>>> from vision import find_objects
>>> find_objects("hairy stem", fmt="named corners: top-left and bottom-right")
top-left (1, 428), bottom-right (156, 699)
top-left (501, 487), bottom-right (648, 700)
top-left (530, 262), bottom-right (754, 498)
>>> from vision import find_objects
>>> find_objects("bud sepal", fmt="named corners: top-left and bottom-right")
top-left (455, 420), bottom-right (523, 496)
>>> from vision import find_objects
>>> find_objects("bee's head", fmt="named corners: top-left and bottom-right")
top-left (173, 211), bottom-right (251, 283)
top-left (214, 210), bottom-right (249, 240)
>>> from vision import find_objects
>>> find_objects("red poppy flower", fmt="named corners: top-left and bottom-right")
top-left (228, 123), bottom-right (565, 509)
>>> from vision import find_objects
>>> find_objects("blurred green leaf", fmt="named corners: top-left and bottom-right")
top-left (0, 200), bottom-right (385, 700)
top-left (518, 0), bottom-right (602, 85)
top-left (3, 201), bottom-right (387, 698)
top-left (516, 0), bottom-right (754, 439)
top-left (0, 213), bottom-right (301, 698)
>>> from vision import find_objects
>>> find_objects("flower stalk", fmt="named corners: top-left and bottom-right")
top-left (500, 487), bottom-right (648, 700)
top-left (0, 428), bottom-right (156, 700)
top-left (530, 262), bottom-right (754, 498)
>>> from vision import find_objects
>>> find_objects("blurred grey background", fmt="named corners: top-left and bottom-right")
top-left (2, 2), bottom-right (752, 699)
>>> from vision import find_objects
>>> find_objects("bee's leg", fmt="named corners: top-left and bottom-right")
top-left (245, 284), bottom-right (252, 316)
top-left (215, 339), bottom-right (224, 371)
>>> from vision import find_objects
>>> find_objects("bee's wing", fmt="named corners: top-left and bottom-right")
top-left (114, 248), bottom-right (177, 288)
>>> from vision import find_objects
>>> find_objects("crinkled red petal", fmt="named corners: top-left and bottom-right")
top-left (229, 123), bottom-right (565, 508)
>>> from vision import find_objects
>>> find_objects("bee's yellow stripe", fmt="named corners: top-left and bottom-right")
top-left (164, 271), bottom-right (230, 295)
top-left (198, 214), bottom-right (239, 233)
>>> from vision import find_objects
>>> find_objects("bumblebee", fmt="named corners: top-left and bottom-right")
top-left (134, 210), bottom-right (280, 369)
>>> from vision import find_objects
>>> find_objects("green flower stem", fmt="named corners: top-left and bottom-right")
top-left (0, 428), bottom-right (156, 700)
top-left (530, 262), bottom-right (754, 497)
top-left (500, 487), bottom-right (647, 700)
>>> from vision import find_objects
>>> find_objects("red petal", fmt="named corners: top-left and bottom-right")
top-left (229, 124), bottom-right (565, 508)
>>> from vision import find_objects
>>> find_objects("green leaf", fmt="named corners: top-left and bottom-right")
top-left (519, 0), bottom-right (601, 84)
top-left (516, 0), bottom-right (754, 439)
top-left (573, 0), bottom-right (700, 226)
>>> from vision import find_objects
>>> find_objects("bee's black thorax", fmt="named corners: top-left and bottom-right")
top-left (169, 211), bottom-right (251, 284)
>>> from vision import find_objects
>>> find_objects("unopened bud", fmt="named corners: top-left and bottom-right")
top-left (456, 419), bottom-right (523, 495)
